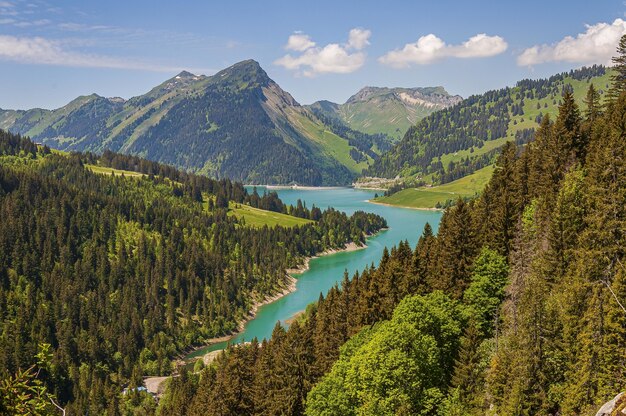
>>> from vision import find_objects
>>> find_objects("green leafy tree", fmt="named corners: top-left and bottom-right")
top-left (306, 292), bottom-right (462, 416)
top-left (0, 344), bottom-right (65, 415)
top-left (463, 248), bottom-right (509, 337)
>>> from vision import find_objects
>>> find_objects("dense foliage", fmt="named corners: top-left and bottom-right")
top-left (165, 54), bottom-right (626, 415)
top-left (0, 133), bottom-right (385, 414)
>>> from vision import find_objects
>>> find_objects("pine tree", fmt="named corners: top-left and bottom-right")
top-left (450, 321), bottom-right (485, 414)
top-left (546, 168), bottom-right (586, 281)
top-left (555, 90), bottom-right (583, 161)
top-left (611, 33), bottom-right (626, 98)
top-left (479, 142), bottom-right (520, 257)
top-left (583, 83), bottom-right (602, 123)
top-left (431, 198), bottom-right (478, 298)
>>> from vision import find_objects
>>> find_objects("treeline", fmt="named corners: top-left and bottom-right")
top-left (309, 107), bottom-right (392, 160)
top-left (0, 129), bottom-right (50, 157)
top-left (366, 86), bottom-right (511, 179)
top-left (163, 46), bottom-right (626, 415)
top-left (0, 132), bottom-right (385, 414)
top-left (435, 149), bottom-right (500, 184)
top-left (366, 65), bottom-right (607, 182)
top-left (516, 64), bottom-right (606, 99)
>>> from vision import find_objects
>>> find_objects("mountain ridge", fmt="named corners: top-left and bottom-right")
top-left (364, 64), bottom-right (611, 186)
top-left (308, 85), bottom-right (462, 141)
top-left (0, 60), bottom-right (381, 185)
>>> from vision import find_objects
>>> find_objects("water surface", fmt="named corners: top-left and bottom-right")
top-left (186, 187), bottom-right (442, 359)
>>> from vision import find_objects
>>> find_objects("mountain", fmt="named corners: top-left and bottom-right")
top-left (365, 65), bottom-right (611, 185)
top-left (0, 60), bottom-right (383, 186)
top-left (308, 86), bottom-right (462, 141)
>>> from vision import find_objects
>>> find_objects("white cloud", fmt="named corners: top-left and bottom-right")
top-left (379, 33), bottom-right (507, 68)
top-left (57, 22), bottom-right (113, 31)
top-left (0, 34), bottom-right (191, 72)
top-left (275, 28), bottom-right (371, 76)
top-left (13, 18), bottom-right (50, 27)
top-left (518, 18), bottom-right (626, 66)
top-left (347, 28), bottom-right (371, 50)
top-left (285, 33), bottom-right (315, 52)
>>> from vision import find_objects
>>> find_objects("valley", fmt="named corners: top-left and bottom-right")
top-left (2, 5), bottom-right (626, 413)
top-left (184, 186), bottom-right (442, 365)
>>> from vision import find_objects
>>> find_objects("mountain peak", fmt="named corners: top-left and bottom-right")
top-left (214, 59), bottom-right (270, 87)
top-left (175, 70), bottom-right (196, 79)
top-left (346, 86), bottom-right (458, 105)
top-left (218, 59), bottom-right (263, 75)
top-left (230, 59), bottom-right (262, 71)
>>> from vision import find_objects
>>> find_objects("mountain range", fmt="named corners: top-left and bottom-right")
top-left (366, 64), bottom-right (611, 185)
top-left (308, 86), bottom-right (462, 141)
top-left (0, 60), bottom-right (458, 186)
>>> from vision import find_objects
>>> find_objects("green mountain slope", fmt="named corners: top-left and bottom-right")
top-left (309, 86), bottom-right (462, 141)
top-left (2, 60), bottom-right (380, 186)
top-left (366, 65), bottom-right (611, 185)
top-left (0, 130), bottom-right (387, 414)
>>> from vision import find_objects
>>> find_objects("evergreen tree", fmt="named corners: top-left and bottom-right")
top-left (611, 33), bottom-right (626, 98)
top-left (555, 90), bottom-right (584, 161)
top-left (432, 199), bottom-right (479, 298)
top-left (450, 321), bottom-right (485, 414)
top-left (583, 83), bottom-right (602, 123)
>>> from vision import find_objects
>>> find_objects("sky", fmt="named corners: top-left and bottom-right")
top-left (0, 0), bottom-right (625, 109)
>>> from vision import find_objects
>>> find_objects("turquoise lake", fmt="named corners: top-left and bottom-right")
top-left (186, 187), bottom-right (442, 360)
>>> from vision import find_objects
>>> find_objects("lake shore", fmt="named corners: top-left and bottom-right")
top-left (367, 199), bottom-right (443, 211)
top-left (353, 185), bottom-right (387, 191)
top-left (181, 275), bottom-right (297, 361)
top-left (244, 184), bottom-right (349, 190)
top-left (184, 240), bottom-right (369, 362)
top-left (266, 185), bottom-right (346, 190)
top-left (286, 241), bottom-right (366, 275)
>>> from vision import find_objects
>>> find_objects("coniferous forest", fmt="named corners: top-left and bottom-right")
top-left (2, 16), bottom-right (626, 416)
top-left (0, 132), bottom-right (385, 414)
top-left (154, 42), bottom-right (626, 415)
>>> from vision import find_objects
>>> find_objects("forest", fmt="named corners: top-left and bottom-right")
top-left (367, 64), bottom-right (607, 182)
top-left (0, 134), bottom-right (385, 414)
top-left (155, 46), bottom-right (626, 416)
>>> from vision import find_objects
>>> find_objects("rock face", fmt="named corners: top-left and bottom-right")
top-left (596, 392), bottom-right (624, 416)
top-left (309, 86), bottom-right (462, 141)
top-left (345, 86), bottom-right (461, 109)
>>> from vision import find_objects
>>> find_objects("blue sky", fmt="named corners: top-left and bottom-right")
top-left (0, 0), bottom-right (625, 109)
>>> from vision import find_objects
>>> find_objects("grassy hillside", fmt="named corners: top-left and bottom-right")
top-left (228, 202), bottom-right (314, 228)
top-left (310, 87), bottom-right (462, 142)
top-left (287, 110), bottom-right (372, 174)
top-left (373, 165), bottom-right (494, 209)
top-left (366, 65), bottom-right (611, 185)
top-left (86, 163), bottom-right (146, 177)
top-left (339, 96), bottom-right (411, 139)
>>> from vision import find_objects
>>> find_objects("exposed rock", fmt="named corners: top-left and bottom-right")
top-left (596, 392), bottom-right (624, 416)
